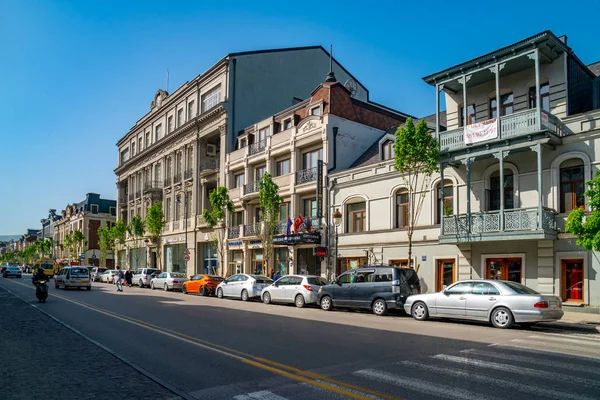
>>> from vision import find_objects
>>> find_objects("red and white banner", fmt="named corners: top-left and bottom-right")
top-left (464, 118), bottom-right (498, 145)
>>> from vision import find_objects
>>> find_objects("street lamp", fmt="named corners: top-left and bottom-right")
top-left (332, 208), bottom-right (342, 278)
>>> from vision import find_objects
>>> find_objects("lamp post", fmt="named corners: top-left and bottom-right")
top-left (332, 208), bottom-right (342, 278)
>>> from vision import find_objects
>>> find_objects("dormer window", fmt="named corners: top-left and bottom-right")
top-left (382, 141), bottom-right (394, 161)
top-left (311, 106), bottom-right (321, 116)
top-left (258, 127), bottom-right (270, 142)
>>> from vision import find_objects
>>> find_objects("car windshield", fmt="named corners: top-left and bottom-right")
top-left (503, 281), bottom-right (540, 295)
top-left (307, 277), bottom-right (328, 286)
top-left (171, 273), bottom-right (186, 279)
top-left (8, 267), bottom-right (19, 271)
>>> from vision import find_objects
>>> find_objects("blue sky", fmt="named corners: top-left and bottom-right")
top-left (0, 0), bottom-right (598, 234)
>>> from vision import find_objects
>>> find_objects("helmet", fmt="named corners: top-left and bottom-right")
top-left (37, 267), bottom-right (44, 274)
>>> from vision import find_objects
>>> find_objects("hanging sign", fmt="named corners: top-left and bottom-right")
top-left (464, 118), bottom-right (498, 145)
top-left (317, 159), bottom-right (323, 217)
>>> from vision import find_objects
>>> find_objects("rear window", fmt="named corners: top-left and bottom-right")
top-left (307, 277), bottom-right (328, 286)
top-left (209, 276), bottom-right (223, 281)
top-left (145, 269), bottom-right (160, 275)
top-left (254, 277), bottom-right (273, 284)
top-left (171, 273), bottom-right (186, 279)
top-left (503, 281), bottom-right (540, 295)
top-left (8, 267), bottom-right (20, 272)
top-left (70, 268), bottom-right (89, 275)
top-left (41, 263), bottom-right (53, 269)
top-left (397, 268), bottom-right (420, 285)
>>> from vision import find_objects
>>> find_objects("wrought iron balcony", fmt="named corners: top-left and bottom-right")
top-left (249, 140), bottom-right (267, 156)
top-left (274, 221), bottom-right (288, 235)
top-left (296, 167), bottom-right (318, 185)
top-left (243, 181), bottom-right (260, 195)
top-left (244, 223), bottom-right (261, 237)
top-left (441, 207), bottom-right (557, 243)
top-left (199, 159), bottom-right (219, 172)
top-left (163, 176), bottom-right (172, 187)
top-left (174, 172), bottom-right (182, 184)
top-left (184, 169), bottom-right (193, 180)
top-left (439, 109), bottom-right (567, 153)
top-left (228, 226), bottom-right (240, 239)
top-left (143, 180), bottom-right (163, 191)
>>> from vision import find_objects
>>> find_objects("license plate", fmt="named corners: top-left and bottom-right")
top-left (256, 285), bottom-right (263, 289)
top-left (550, 301), bottom-right (557, 308)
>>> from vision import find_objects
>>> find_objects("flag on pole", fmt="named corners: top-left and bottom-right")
top-left (286, 218), bottom-right (293, 235)
top-left (294, 215), bottom-right (303, 233)
top-left (305, 216), bottom-right (312, 233)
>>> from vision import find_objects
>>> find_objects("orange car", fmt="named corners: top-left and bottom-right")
top-left (182, 274), bottom-right (224, 296)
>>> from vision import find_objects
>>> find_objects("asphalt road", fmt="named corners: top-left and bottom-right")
top-left (1, 276), bottom-right (600, 400)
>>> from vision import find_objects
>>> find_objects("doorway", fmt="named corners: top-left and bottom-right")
top-left (436, 259), bottom-right (455, 291)
top-left (485, 258), bottom-right (522, 283)
top-left (562, 259), bottom-right (584, 302)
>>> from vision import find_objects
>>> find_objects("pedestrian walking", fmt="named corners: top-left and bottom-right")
top-left (125, 268), bottom-right (133, 287)
top-left (116, 266), bottom-right (124, 292)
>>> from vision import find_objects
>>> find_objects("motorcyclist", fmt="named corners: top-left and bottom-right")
top-left (32, 267), bottom-right (47, 297)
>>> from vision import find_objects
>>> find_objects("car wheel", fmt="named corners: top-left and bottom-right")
top-left (151, 282), bottom-right (155, 290)
top-left (182, 286), bottom-right (188, 294)
top-left (491, 307), bottom-right (514, 329)
top-left (411, 302), bottom-right (429, 321)
top-left (164, 283), bottom-right (168, 292)
top-left (372, 299), bottom-right (388, 316)
top-left (139, 280), bottom-right (144, 288)
top-left (241, 289), bottom-right (249, 301)
top-left (263, 292), bottom-right (271, 304)
top-left (217, 288), bottom-right (223, 299)
top-left (200, 286), bottom-right (207, 296)
top-left (295, 294), bottom-right (306, 308)
top-left (320, 296), bottom-right (332, 311)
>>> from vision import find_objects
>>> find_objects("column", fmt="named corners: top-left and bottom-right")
top-left (489, 63), bottom-right (504, 122)
top-left (466, 158), bottom-right (472, 233)
top-left (534, 48), bottom-right (541, 114)
top-left (435, 84), bottom-right (440, 138)
top-left (200, 180), bottom-right (207, 214)
top-left (498, 151), bottom-right (504, 231)
top-left (192, 139), bottom-right (199, 216)
top-left (439, 162), bottom-right (445, 234)
top-left (536, 144), bottom-right (543, 229)
top-left (457, 75), bottom-right (471, 127)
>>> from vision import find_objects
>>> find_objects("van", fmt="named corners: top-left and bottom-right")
top-left (34, 259), bottom-right (55, 278)
top-left (317, 266), bottom-right (421, 316)
top-left (54, 266), bottom-right (92, 290)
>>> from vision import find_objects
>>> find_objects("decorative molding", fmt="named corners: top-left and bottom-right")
top-left (527, 52), bottom-right (538, 61)
top-left (438, 84), bottom-right (444, 92)
top-left (457, 75), bottom-right (472, 85)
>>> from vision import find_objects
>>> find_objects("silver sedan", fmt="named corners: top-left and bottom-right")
top-left (261, 275), bottom-right (328, 307)
top-left (151, 272), bottom-right (187, 291)
top-left (404, 279), bottom-right (564, 329)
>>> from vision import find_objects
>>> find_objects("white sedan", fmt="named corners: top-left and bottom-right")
top-left (216, 274), bottom-right (273, 301)
top-left (404, 279), bottom-right (564, 329)
top-left (100, 270), bottom-right (118, 283)
top-left (150, 272), bottom-right (187, 291)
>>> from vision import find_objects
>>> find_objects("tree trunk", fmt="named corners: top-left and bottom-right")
top-left (407, 231), bottom-right (413, 268)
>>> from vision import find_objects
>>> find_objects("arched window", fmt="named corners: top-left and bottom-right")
top-left (346, 199), bottom-right (366, 233)
top-left (486, 169), bottom-right (514, 211)
top-left (395, 190), bottom-right (409, 228)
top-left (559, 159), bottom-right (585, 213)
top-left (436, 180), bottom-right (454, 224)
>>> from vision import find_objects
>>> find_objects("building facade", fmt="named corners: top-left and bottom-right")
top-left (113, 46), bottom-right (370, 275)
top-left (332, 31), bottom-right (600, 306)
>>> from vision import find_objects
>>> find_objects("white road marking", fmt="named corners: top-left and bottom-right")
top-left (234, 390), bottom-right (288, 400)
top-left (401, 360), bottom-right (596, 400)
top-left (491, 343), bottom-right (600, 363)
top-left (508, 339), bottom-right (600, 355)
top-left (527, 335), bottom-right (600, 347)
top-left (542, 332), bottom-right (600, 342)
top-left (352, 369), bottom-right (499, 400)
top-left (312, 380), bottom-right (382, 399)
top-left (461, 348), bottom-right (600, 375)
top-left (433, 354), bottom-right (600, 388)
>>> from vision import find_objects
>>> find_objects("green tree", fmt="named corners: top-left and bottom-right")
top-left (128, 215), bottom-right (146, 269)
top-left (73, 230), bottom-right (86, 256)
top-left (145, 201), bottom-right (166, 271)
top-left (566, 172), bottom-right (600, 250)
top-left (393, 118), bottom-right (439, 266)
top-left (258, 172), bottom-right (283, 277)
top-left (97, 226), bottom-right (113, 267)
top-left (112, 219), bottom-right (128, 266)
top-left (64, 233), bottom-right (74, 261)
top-left (202, 186), bottom-right (234, 276)
top-left (43, 237), bottom-right (54, 258)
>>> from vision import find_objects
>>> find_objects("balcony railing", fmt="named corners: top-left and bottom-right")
top-left (296, 167), bottom-right (318, 185)
top-left (174, 172), bottom-right (182, 183)
top-left (442, 207), bottom-right (557, 236)
top-left (274, 221), bottom-right (288, 235)
top-left (439, 109), bottom-right (567, 152)
top-left (144, 180), bottom-right (163, 191)
top-left (228, 226), bottom-right (240, 238)
top-left (199, 159), bottom-right (219, 172)
top-left (244, 223), bottom-right (261, 237)
top-left (164, 176), bottom-right (172, 187)
top-left (119, 196), bottom-right (128, 204)
top-left (184, 169), bottom-right (193, 180)
top-left (243, 181), bottom-right (260, 195)
top-left (249, 140), bottom-right (267, 156)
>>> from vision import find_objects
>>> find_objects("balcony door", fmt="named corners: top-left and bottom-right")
top-left (302, 149), bottom-right (323, 169)
top-left (486, 258), bottom-right (522, 283)
top-left (487, 170), bottom-right (514, 211)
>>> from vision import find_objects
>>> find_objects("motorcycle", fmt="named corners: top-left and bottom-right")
top-left (35, 280), bottom-right (49, 303)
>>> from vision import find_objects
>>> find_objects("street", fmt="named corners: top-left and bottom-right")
top-left (1, 277), bottom-right (600, 400)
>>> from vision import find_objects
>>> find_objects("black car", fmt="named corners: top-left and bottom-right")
top-left (317, 266), bottom-right (421, 316)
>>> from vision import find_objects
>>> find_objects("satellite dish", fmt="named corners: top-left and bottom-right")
top-left (344, 78), bottom-right (358, 97)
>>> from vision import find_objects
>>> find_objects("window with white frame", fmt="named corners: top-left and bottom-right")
top-left (395, 191), bottom-right (408, 228)
top-left (202, 85), bottom-right (222, 112)
top-left (382, 140), bottom-right (394, 161)
top-left (258, 127), bottom-right (270, 142)
top-left (155, 124), bottom-right (162, 141)
top-left (310, 106), bottom-right (321, 116)
top-left (168, 116), bottom-right (173, 133)
top-left (283, 119), bottom-right (293, 130)
top-left (347, 201), bottom-right (366, 233)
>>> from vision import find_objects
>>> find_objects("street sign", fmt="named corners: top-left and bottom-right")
top-left (183, 254), bottom-right (190, 263)
top-left (80, 252), bottom-right (86, 258)
top-left (183, 248), bottom-right (190, 257)
top-left (91, 254), bottom-right (97, 260)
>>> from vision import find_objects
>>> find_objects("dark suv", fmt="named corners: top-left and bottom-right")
top-left (317, 266), bottom-right (421, 316)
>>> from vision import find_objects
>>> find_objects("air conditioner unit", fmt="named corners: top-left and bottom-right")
top-left (206, 144), bottom-right (217, 157)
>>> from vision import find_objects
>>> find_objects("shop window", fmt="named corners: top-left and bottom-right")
top-left (486, 258), bottom-right (521, 283)
top-left (251, 249), bottom-right (263, 275)
top-left (560, 163), bottom-right (585, 213)
top-left (275, 248), bottom-right (288, 276)
top-left (229, 250), bottom-right (243, 275)
top-left (562, 259), bottom-right (583, 302)
top-left (436, 259), bottom-right (455, 291)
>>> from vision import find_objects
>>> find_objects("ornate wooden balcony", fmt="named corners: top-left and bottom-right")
top-left (440, 207), bottom-right (557, 243)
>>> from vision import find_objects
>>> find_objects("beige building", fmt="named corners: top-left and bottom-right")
top-left (332, 31), bottom-right (600, 306)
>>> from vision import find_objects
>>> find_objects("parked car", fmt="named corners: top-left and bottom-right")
top-left (150, 272), bottom-right (187, 291)
top-left (182, 275), bottom-right (224, 296)
top-left (216, 274), bottom-right (273, 301)
top-left (404, 279), bottom-right (564, 329)
top-left (262, 275), bottom-right (328, 307)
top-left (1, 265), bottom-right (9, 274)
top-left (317, 266), bottom-right (421, 316)
top-left (3, 266), bottom-right (22, 278)
top-left (54, 266), bottom-right (91, 290)
top-left (90, 267), bottom-right (108, 282)
top-left (100, 270), bottom-right (118, 283)
top-left (132, 268), bottom-right (161, 288)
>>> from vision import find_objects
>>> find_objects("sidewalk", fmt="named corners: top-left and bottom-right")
top-left (541, 310), bottom-right (600, 332)
top-left (0, 286), bottom-right (177, 400)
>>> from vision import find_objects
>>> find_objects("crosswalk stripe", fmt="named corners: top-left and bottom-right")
top-left (433, 354), bottom-right (600, 388)
top-left (352, 369), bottom-right (501, 400)
top-left (461, 348), bottom-right (600, 375)
top-left (400, 360), bottom-right (596, 400)
top-left (233, 391), bottom-right (289, 400)
top-left (527, 335), bottom-right (600, 347)
top-left (542, 332), bottom-right (600, 342)
top-left (508, 339), bottom-right (600, 355)
top-left (312, 380), bottom-right (382, 399)
top-left (492, 343), bottom-right (600, 363)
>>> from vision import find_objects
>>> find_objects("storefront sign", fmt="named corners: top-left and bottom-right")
top-left (464, 118), bottom-right (498, 145)
top-left (164, 237), bottom-right (185, 244)
top-left (228, 241), bottom-right (243, 247)
top-left (317, 159), bottom-right (323, 217)
top-left (249, 240), bottom-right (262, 245)
top-left (273, 233), bottom-right (321, 246)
